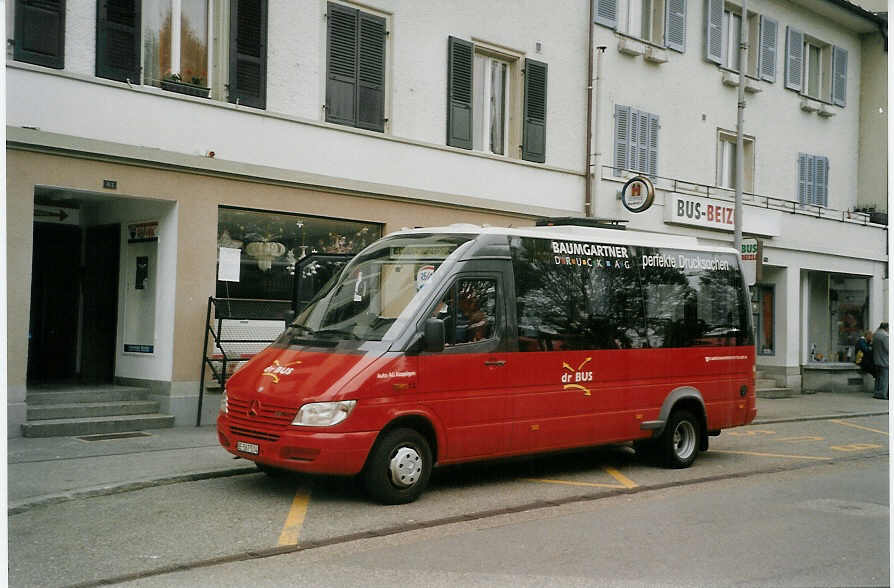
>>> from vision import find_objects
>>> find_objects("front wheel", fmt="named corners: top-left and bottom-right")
top-left (362, 428), bottom-right (432, 505)
top-left (659, 410), bottom-right (700, 468)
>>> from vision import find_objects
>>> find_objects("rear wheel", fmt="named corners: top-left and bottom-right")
top-left (659, 410), bottom-right (700, 468)
top-left (362, 428), bottom-right (432, 505)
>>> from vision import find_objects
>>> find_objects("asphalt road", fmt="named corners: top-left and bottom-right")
top-left (8, 415), bottom-right (889, 587)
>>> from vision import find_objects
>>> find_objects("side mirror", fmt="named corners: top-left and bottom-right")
top-left (423, 318), bottom-right (445, 353)
top-left (283, 310), bottom-right (296, 324)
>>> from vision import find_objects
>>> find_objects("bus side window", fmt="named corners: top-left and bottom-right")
top-left (430, 279), bottom-right (497, 347)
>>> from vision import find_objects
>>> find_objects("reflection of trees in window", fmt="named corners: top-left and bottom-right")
top-left (512, 238), bottom-right (644, 351)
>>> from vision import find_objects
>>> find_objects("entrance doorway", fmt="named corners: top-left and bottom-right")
top-left (80, 224), bottom-right (121, 383)
top-left (27, 222), bottom-right (81, 383)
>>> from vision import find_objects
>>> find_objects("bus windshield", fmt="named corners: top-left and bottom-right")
top-left (288, 233), bottom-right (475, 342)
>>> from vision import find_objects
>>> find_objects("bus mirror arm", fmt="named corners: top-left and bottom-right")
top-left (423, 318), bottom-right (445, 353)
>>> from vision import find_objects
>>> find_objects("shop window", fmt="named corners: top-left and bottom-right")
top-left (216, 207), bottom-right (382, 302)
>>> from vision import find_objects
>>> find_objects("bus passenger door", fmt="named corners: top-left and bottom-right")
top-left (417, 270), bottom-right (512, 461)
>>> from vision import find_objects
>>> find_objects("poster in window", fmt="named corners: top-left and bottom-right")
top-left (124, 231), bottom-right (157, 354)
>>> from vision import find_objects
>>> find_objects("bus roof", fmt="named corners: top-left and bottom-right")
top-left (391, 224), bottom-right (738, 256)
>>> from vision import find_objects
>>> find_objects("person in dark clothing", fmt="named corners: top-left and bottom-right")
top-left (856, 330), bottom-right (874, 376)
top-left (872, 322), bottom-right (888, 400)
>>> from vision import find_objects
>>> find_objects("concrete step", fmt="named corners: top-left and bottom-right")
top-left (25, 386), bottom-right (150, 405)
top-left (21, 414), bottom-right (175, 438)
top-left (756, 387), bottom-right (797, 399)
top-left (27, 400), bottom-right (161, 421)
top-left (755, 378), bottom-right (778, 389)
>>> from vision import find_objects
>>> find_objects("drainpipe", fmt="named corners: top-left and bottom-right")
top-left (734, 0), bottom-right (748, 253)
top-left (592, 45), bottom-right (606, 216)
top-left (585, 0), bottom-right (596, 217)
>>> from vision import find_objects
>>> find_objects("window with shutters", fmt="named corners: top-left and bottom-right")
top-left (447, 36), bottom-right (547, 163)
top-left (798, 153), bottom-right (829, 207)
top-left (785, 28), bottom-right (847, 106)
top-left (614, 105), bottom-right (658, 177)
top-left (325, 2), bottom-right (388, 132)
top-left (706, 1), bottom-right (776, 83)
top-left (13, 0), bottom-right (66, 69)
top-left (594, 0), bottom-right (686, 53)
top-left (716, 130), bottom-right (754, 192)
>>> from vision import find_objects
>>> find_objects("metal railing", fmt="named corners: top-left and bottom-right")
top-left (602, 165), bottom-right (886, 227)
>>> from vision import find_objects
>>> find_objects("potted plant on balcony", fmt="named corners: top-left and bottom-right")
top-left (160, 71), bottom-right (210, 98)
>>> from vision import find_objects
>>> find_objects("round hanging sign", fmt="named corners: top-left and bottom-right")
top-left (621, 175), bottom-right (655, 213)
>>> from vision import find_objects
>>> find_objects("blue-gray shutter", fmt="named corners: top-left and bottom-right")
top-left (664, 0), bottom-right (686, 53)
top-left (758, 16), bottom-right (777, 83)
top-left (229, 0), bottom-right (267, 109)
top-left (798, 153), bottom-right (812, 204)
top-left (522, 58), bottom-right (548, 163)
top-left (14, 0), bottom-right (65, 69)
top-left (831, 46), bottom-right (847, 107)
top-left (629, 108), bottom-right (640, 172)
top-left (614, 105), bottom-right (631, 175)
top-left (814, 156), bottom-right (828, 207)
top-left (96, 0), bottom-right (141, 82)
top-left (704, 0), bottom-right (723, 64)
top-left (357, 11), bottom-right (386, 131)
top-left (447, 36), bottom-right (474, 150)
top-left (784, 26), bottom-right (803, 92)
top-left (326, 2), bottom-right (358, 126)
top-left (637, 110), bottom-right (649, 173)
top-left (594, 0), bottom-right (618, 29)
top-left (648, 114), bottom-right (659, 177)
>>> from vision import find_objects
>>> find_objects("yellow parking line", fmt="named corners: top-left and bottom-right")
top-left (524, 478), bottom-right (627, 489)
top-left (277, 488), bottom-right (311, 546)
top-left (712, 449), bottom-right (831, 461)
top-left (524, 466), bottom-right (638, 490)
top-left (830, 419), bottom-right (890, 436)
top-left (603, 466), bottom-right (638, 489)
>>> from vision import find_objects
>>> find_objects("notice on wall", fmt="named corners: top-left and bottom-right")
top-left (218, 247), bottom-right (242, 282)
top-left (124, 237), bottom-right (157, 354)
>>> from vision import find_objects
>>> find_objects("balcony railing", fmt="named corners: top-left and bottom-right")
top-left (602, 165), bottom-right (886, 228)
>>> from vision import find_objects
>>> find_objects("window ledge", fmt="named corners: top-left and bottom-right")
top-left (800, 97), bottom-right (821, 113)
top-left (643, 46), bottom-right (668, 64)
top-left (817, 103), bottom-right (836, 118)
top-left (721, 71), bottom-right (740, 87)
top-left (744, 78), bottom-right (762, 93)
top-left (618, 37), bottom-right (645, 56)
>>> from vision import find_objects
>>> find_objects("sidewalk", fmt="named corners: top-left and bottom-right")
top-left (7, 392), bottom-right (889, 514)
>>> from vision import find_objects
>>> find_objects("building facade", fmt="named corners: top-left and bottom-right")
top-left (5, 0), bottom-right (887, 436)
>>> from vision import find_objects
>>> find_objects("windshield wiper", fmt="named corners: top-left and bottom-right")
top-left (287, 324), bottom-right (314, 335)
top-left (313, 328), bottom-right (360, 340)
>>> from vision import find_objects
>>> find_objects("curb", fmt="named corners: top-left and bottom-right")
top-left (8, 466), bottom-right (257, 515)
top-left (753, 410), bottom-right (889, 425)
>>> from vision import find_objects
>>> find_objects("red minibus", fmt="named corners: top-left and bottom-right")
top-left (218, 224), bottom-right (756, 503)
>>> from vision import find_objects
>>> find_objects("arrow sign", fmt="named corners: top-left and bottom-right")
top-left (34, 208), bottom-right (69, 222)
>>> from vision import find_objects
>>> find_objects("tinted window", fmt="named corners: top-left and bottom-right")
top-left (511, 237), bottom-right (646, 351)
top-left (431, 279), bottom-right (498, 346)
top-left (639, 248), bottom-right (750, 347)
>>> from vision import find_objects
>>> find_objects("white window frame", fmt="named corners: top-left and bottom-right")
top-left (473, 52), bottom-right (512, 156)
top-left (721, 5), bottom-right (758, 76)
top-left (803, 39), bottom-right (829, 100)
top-left (619, 0), bottom-right (665, 44)
top-left (141, 0), bottom-right (214, 87)
top-left (716, 129), bottom-right (754, 192)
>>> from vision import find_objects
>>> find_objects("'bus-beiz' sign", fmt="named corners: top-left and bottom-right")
top-left (665, 193), bottom-right (735, 231)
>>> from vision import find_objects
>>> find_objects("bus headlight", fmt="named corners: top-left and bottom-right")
top-left (292, 400), bottom-right (357, 427)
top-left (220, 389), bottom-right (228, 414)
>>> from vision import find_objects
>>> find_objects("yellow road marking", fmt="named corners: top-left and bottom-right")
top-left (830, 419), bottom-right (891, 437)
top-left (277, 488), bottom-right (311, 546)
top-left (776, 435), bottom-right (825, 442)
top-left (829, 443), bottom-right (883, 452)
top-left (727, 429), bottom-right (775, 436)
top-left (711, 449), bottom-right (831, 461)
top-left (524, 466), bottom-right (638, 490)
top-left (603, 466), bottom-right (638, 489)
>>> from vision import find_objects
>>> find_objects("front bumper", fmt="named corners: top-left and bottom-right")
top-left (217, 413), bottom-right (378, 475)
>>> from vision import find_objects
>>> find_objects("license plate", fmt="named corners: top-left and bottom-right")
top-left (236, 441), bottom-right (259, 455)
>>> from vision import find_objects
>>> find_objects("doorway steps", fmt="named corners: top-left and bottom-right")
top-left (22, 385), bottom-right (174, 437)
top-left (755, 371), bottom-right (796, 398)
